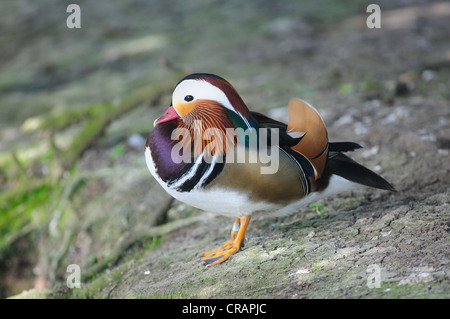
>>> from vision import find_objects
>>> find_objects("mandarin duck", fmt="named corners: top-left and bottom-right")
top-left (145, 73), bottom-right (395, 266)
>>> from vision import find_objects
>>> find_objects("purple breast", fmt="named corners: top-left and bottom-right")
top-left (146, 121), bottom-right (186, 182)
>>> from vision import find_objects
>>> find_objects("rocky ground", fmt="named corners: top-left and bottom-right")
top-left (1, 0), bottom-right (449, 299)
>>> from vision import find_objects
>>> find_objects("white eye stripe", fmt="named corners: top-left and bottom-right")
top-left (173, 79), bottom-right (235, 112)
top-left (173, 78), bottom-right (251, 129)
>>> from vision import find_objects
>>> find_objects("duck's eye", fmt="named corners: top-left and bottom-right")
top-left (184, 95), bottom-right (194, 102)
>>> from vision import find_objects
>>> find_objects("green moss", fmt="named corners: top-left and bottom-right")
top-left (8, 288), bottom-right (52, 299)
top-left (143, 236), bottom-right (162, 251)
top-left (0, 183), bottom-right (54, 252)
top-left (309, 203), bottom-right (329, 215)
top-left (365, 283), bottom-right (443, 299)
top-left (129, 288), bottom-right (194, 299)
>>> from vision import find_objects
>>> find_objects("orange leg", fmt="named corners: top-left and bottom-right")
top-left (199, 216), bottom-right (251, 266)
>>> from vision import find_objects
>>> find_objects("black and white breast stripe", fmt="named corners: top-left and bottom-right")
top-left (166, 154), bottom-right (224, 192)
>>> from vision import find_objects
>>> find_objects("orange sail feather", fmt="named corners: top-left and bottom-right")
top-left (286, 98), bottom-right (329, 180)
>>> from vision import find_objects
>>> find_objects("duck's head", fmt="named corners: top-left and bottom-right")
top-left (154, 73), bottom-right (252, 130)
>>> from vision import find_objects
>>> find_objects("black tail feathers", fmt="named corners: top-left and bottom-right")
top-left (328, 152), bottom-right (396, 192)
top-left (329, 142), bottom-right (362, 153)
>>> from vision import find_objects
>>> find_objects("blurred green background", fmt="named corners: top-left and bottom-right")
top-left (1, 0), bottom-right (449, 298)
